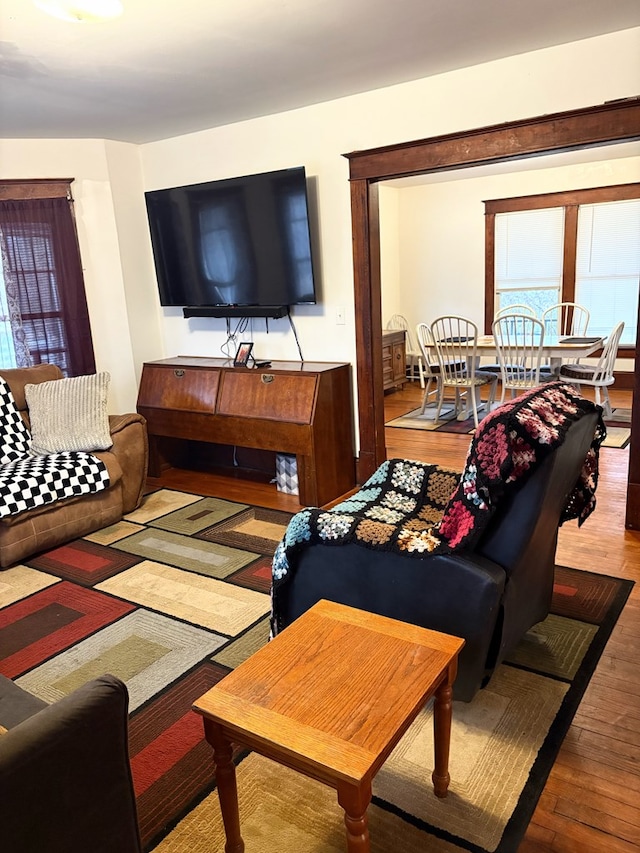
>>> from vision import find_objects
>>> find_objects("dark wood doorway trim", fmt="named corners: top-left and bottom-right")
top-left (343, 97), bottom-right (640, 527)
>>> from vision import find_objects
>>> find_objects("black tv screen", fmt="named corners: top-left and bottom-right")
top-left (145, 167), bottom-right (317, 310)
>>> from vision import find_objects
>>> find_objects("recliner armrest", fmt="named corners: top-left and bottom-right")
top-left (109, 412), bottom-right (147, 435)
top-left (105, 413), bottom-right (149, 513)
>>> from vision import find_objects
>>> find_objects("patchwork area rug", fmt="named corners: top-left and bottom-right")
top-left (0, 489), bottom-right (632, 853)
top-left (386, 403), bottom-right (631, 448)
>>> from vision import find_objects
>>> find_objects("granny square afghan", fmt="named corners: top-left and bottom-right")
top-left (0, 377), bottom-right (110, 520)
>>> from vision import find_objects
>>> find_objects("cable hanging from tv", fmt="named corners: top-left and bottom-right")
top-left (287, 312), bottom-right (304, 361)
top-left (219, 308), bottom-right (304, 363)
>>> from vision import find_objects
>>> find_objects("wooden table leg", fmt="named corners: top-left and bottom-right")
top-left (337, 780), bottom-right (371, 853)
top-left (203, 719), bottom-right (245, 853)
top-left (432, 663), bottom-right (457, 798)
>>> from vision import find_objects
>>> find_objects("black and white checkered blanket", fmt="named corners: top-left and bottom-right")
top-left (0, 377), bottom-right (110, 520)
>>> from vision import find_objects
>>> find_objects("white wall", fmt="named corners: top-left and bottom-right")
top-left (1, 27), bottom-right (638, 435)
top-left (103, 141), bottom-right (165, 384)
top-left (140, 112), bottom-right (358, 366)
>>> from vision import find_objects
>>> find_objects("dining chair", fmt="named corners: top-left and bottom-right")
top-left (414, 322), bottom-right (440, 410)
top-left (385, 314), bottom-right (425, 388)
top-left (415, 322), bottom-right (466, 413)
top-left (495, 303), bottom-right (537, 319)
top-left (483, 305), bottom-right (538, 375)
top-left (492, 314), bottom-right (545, 404)
top-left (542, 302), bottom-right (590, 337)
top-left (558, 321), bottom-right (624, 418)
top-left (430, 316), bottom-right (497, 429)
top-left (540, 302), bottom-right (591, 375)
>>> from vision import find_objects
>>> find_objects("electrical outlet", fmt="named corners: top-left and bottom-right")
top-left (336, 306), bottom-right (345, 325)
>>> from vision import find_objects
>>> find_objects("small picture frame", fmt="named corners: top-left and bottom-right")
top-left (233, 341), bottom-right (254, 367)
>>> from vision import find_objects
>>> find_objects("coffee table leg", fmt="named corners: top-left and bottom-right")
top-left (432, 666), bottom-right (455, 798)
top-left (337, 780), bottom-right (371, 853)
top-left (204, 719), bottom-right (245, 853)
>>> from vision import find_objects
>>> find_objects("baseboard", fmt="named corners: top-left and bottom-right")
top-left (613, 371), bottom-right (634, 390)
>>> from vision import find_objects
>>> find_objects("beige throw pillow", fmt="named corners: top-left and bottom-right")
top-left (25, 372), bottom-right (113, 455)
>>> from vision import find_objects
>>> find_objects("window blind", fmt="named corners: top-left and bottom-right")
top-left (494, 208), bottom-right (564, 314)
top-left (576, 200), bottom-right (640, 345)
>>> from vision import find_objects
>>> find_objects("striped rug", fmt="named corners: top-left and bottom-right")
top-left (0, 489), bottom-right (632, 853)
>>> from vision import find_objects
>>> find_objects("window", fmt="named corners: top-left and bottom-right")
top-left (575, 200), bottom-right (640, 342)
top-left (494, 207), bottom-right (564, 316)
top-left (0, 181), bottom-right (96, 376)
top-left (485, 183), bottom-right (640, 348)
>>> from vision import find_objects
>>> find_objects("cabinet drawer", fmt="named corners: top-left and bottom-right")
top-left (217, 371), bottom-right (318, 423)
top-left (392, 342), bottom-right (405, 380)
top-left (137, 365), bottom-right (220, 412)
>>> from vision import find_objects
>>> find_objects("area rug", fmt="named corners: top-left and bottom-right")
top-left (0, 489), bottom-right (632, 853)
top-left (387, 404), bottom-right (631, 448)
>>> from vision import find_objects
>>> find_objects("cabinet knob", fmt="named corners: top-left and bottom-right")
top-left (174, 369), bottom-right (185, 378)
top-left (261, 374), bottom-right (274, 384)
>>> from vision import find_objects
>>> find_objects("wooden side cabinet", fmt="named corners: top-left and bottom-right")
top-left (382, 329), bottom-right (406, 391)
top-left (137, 357), bottom-right (356, 507)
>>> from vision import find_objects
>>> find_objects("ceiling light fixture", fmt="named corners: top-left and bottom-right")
top-left (33, 0), bottom-right (123, 23)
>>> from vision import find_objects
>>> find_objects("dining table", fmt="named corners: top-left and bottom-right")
top-left (445, 334), bottom-right (605, 421)
top-left (474, 333), bottom-right (605, 372)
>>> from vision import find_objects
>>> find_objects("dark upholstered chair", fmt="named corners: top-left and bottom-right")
top-left (272, 383), bottom-right (603, 702)
top-left (0, 674), bottom-right (142, 853)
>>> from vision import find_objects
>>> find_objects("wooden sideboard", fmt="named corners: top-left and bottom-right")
top-left (382, 329), bottom-right (406, 391)
top-left (137, 357), bottom-right (356, 507)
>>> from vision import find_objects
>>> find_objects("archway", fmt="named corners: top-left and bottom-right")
top-left (344, 97), bottom-right (640, 526)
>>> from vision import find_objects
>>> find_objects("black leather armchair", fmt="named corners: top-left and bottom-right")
top-left (272, 383), bottom-right (603, 702)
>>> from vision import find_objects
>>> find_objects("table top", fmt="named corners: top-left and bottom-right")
top-left (475, 334), bottom-right (604, 358)
top-left (193, 599), bottom-right (464, 785)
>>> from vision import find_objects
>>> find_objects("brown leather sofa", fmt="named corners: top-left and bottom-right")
top-left (0, 364), bottom-right (148, 568)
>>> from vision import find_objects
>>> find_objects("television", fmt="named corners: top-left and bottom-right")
top-left (145, 166), bottom-right (317, 317)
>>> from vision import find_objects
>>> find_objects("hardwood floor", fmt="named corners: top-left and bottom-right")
top-left (147, 381), bottom-right (640, 852)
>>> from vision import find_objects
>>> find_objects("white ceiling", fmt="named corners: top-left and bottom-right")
top-left (1, 0), bottom-right (639, 145)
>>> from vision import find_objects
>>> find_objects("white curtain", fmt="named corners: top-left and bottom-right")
top-left (0, 232), bottom-right (32, 368)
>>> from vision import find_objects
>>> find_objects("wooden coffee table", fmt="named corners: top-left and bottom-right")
top-left (192, 599), bottom-right (464, 852)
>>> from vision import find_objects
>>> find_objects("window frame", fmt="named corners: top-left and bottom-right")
top-left (0, 179), bottom-right (96, 376)
top-left (484, 182), bottom-right (640, 356)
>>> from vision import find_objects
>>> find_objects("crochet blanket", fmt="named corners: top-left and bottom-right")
top-left (271, 382), bottom-right (605, 630)
top-left (0, 377), bottom-right (110, 520)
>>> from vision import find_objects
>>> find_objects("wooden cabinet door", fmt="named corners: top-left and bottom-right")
top-left (217, 371), bottom-right (318, 423)
top-left (137, 364), bottom-right (220, 412)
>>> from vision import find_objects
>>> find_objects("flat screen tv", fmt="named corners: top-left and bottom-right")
top-left (145, 167), bottom-right (317, 316)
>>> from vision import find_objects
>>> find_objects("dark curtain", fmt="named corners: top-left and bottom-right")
top-left (0, 197), bottom-right (96, 376)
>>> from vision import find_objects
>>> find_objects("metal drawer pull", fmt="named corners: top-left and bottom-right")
top-left (174, 369), bottom-right (185, 377)
top-left (261, 374), bottom-right (274, 384)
